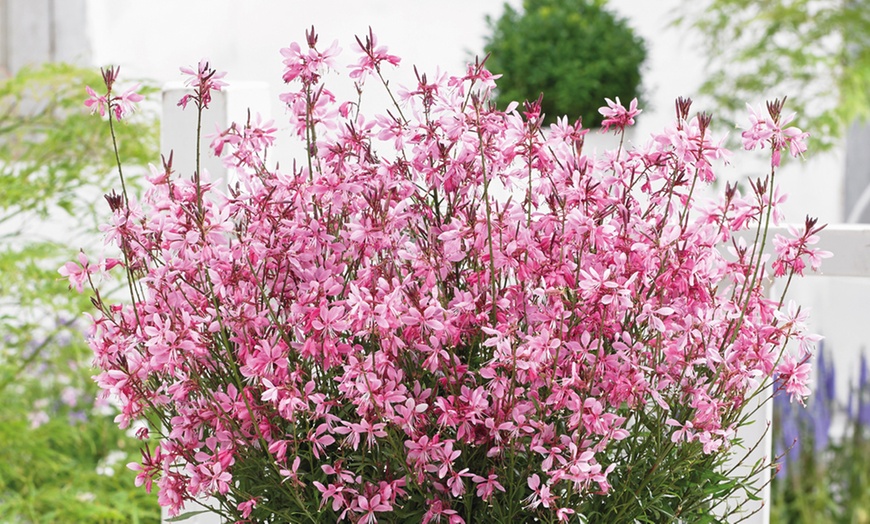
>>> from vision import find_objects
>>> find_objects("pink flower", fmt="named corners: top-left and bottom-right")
top-left (113, 84), bottom-right (144, 120)
top-left (524, 474), bottom-right (556, 509)
top-left (771, 217), bottom-right (831, 277)
top-left (85, 66), bottom-right (144, 121)
top-left (742, 98), bottom-right (809, 166)
top-left (237, 498), bottom-right (258, 518)
top-left (84, 86), bottom-right (109, 118)
top-left (58, 251), bottom-right (92, 292)
top-left (598, 96), bottom-right (641, 132)
top-left (349, 27), bottom-right (400, 81)
top-left (334, 419), bottom-right (387, 450)
top-left (777, 354), bottom-right (812, 404)
top-left (422, 500), bottom-right (464, 524)
top-left (556, 507), bottom-right (576, 522)
top-left (85, 82), bottom-right (143, 121)
top-left (355, 493), bottom-right (391, 524)
top-left (178, 59), bottom-right (227, 110)
top-left (58, 252), bottom-right (119, 292)
top-left (471, 473), bottom-right (505, 501)
top-left (313, 481), bottom-right (347, 512)
top-left (666, 418), bottom-right (695, 444)
top-left (280, 26), bottom-right (341, 84)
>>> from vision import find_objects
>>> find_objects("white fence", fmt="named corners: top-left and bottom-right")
top-left (160, 86), bottom-right (870, 524)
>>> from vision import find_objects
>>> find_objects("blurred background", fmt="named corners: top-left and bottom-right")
top-left (1, 0), bottom-right (869, 522)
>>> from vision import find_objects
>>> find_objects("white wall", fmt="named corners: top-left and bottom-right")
top-left (0, 0), bottom-right (90, 74)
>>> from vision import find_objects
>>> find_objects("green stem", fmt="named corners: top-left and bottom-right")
top-left (475, 105), bottom-right (497, 325)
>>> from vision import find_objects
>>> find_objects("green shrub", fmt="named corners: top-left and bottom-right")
top-left (483, 0), bottom-right (646, 126)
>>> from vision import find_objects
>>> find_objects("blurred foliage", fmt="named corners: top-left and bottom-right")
top-left (677, 0), bottom-right (870, 152)
top-left (0, 63), bottom-right (160, 523)
top-left (0, 62), bottom-right (156, 219)
top-left (0, 352), bottom-right (159, 524)
top-left (772, 348), bottom-right (870, 523)
top-left (483, 0), bottom-right (646, 127)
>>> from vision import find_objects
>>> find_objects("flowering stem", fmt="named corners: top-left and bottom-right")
top-left (194, 102), bottom-right (204, 219)
top-left (105, 100), bottom-right (146, 327)
top-left (376, 69), bottom-right (407, 124)
top-left (107, 113), bottom-right (130, 207)
top-left (475, 104), bottom-right (497, 324)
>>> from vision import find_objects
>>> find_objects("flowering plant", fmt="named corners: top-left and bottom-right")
top-left (73, 28), bottom-right (829, 523)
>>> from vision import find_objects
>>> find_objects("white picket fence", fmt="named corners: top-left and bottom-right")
top-left (159, 86), bottom-right (870, 524)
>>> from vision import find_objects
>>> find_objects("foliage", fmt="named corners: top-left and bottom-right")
top-left (772, 348), bottom-right (870, 523)
top-left (677, 0), bottom-right (870, 151)
top-left (0, 342), bottom-right (159, 524)
top-left (0, 63), bottom-right (156, 218)
top-left (77, 28), bottom-right (825, 523)
top-left (0, 63), bottom-right (160, 523)
top-left (483, 0), bottom-right (646, 127)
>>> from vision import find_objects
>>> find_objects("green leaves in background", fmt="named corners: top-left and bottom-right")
top-left (0, 63), bottom-right (159, 523)
top-left (678, 0), bottom-right (870, 151)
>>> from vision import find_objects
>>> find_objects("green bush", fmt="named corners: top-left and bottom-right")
top-left (483, 0), bottom-right (646, 126)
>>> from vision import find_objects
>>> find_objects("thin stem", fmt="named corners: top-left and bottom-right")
top-left (107, 113), bottom-right (130, 207)
top-left (194, 102), bottom-right (204, 219)
top-left (475, 104), bottom-right (497, 324)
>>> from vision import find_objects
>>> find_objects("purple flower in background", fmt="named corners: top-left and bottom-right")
top-left (857, 352), bottom-right (870, 427)
top-left (820, 343), bottom-right (836, 402)
top-left (68, 411), bottom-right (88, 425)
top-left (774, 375), bottom-right (801, 477)
top-left (811, 344), bottom-right (834, 451)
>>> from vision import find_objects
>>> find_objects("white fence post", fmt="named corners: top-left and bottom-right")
top-left (160, 81), bottom-right (270, 524)
top-left (161, 81), bottom-right (271, 186)
top-left (5, 0), bottom-right (52, 73)
top-left (721, 393), bottom-right (771, 524)
top-left (1, 0), bottom-right (90, 74)
top-left (734, 224), bottom-right (870, 523)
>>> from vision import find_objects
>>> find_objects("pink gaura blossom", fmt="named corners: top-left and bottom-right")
top-left (84, 86), bottom-right (109, 118)
top-left (349, 27), bottom-right (400, 82)
top-left (237, 498), bottom-right (258, 519)
top-left (598, 96), bottom-right (641, 132)
top-left (422, 500), bottom-right (465, 524)
top-left (178, 59), bottom-right (228, 110)
top-left (742, 99), bottom-right (809, 166)
top-left (314, 481), bottom-right (348, 512)
top-left (85, 68), bottom-right (143, 121)
top-left (58, 252), bottom-right (120, 292)
top-left (777, 354), bottom-right (813, 404)
top-left (113, 84), bottom-right (144, 120)
top-left (281, 26), bottom-right (341, 85)
top-left (525, 474), bottom-right (556, 509)
top-left (354, 493), bottom-right (391, 524)
top-left (470, 473), bottom-right (505, 501)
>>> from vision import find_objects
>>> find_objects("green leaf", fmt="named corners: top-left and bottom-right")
top-left (165, 510), bottom-right (214, 522)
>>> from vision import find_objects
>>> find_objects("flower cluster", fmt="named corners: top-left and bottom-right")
top-left (77, 28), bottom-right (822, 523)
top-left (742, 97), bottom-right (810, 166)
top-left (177, 59), bottom-right (228, 111)
top-left (84, 66), bottom-right (143, 121)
